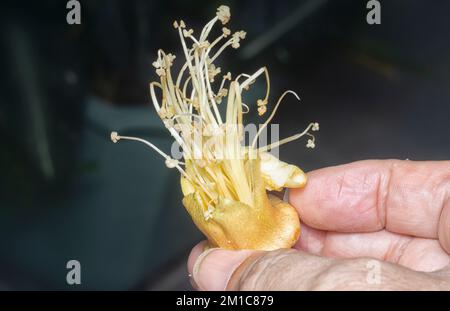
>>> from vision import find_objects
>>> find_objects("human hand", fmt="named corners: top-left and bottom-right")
top-left (187, 160), bottom-right (450, 290)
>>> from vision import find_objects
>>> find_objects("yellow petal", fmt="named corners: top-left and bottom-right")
top-left (181, 158), bottom-right (300, 250)
top-left (259, 152), bottom-right (307, 191)
top-left (180, 176), bottom-right (195, 196)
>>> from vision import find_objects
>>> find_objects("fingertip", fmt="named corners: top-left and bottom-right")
top-left (192, 249), bottom-right (255, 291)
top-left (288, 177), bottom-right (322, 228)
top-left (289, 161), bottom-right (386, 232)
top-left (294, 222), bottom-right (326, 255)
top-left (187, 241), bottom-right (208, 276)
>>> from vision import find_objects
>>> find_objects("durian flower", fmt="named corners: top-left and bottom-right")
top-left (111, 6), bottom-right (319, 251)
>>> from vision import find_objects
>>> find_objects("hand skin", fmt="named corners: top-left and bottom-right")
top-left (187, 160), bottom-right (450, 290)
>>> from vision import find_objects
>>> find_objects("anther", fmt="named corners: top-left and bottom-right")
top-left (111, 131), bottom-right (120, 143)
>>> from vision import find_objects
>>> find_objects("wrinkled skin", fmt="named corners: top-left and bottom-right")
top-left (188, 160), bottom-right (450, 291)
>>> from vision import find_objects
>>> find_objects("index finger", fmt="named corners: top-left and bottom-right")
top-left (289, 160), bottom-right (450, 241)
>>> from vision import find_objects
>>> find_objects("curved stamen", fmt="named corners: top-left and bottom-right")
top-left (251, 90), bottom-right (300, 149)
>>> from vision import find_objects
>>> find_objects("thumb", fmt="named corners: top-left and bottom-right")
top-left (187, 244), bottom-right (331, 290)
top-left (188, 244), bottom-right (450, 291)
top-left (188, 245), bottom-right (258, 290)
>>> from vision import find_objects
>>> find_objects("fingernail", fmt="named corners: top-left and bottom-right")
top-left (192, 249), bottom-right (253, 291)
top-left (187, 242), bottom-right (208, 290)
top-left (188, 242), bottom-right (207, 274)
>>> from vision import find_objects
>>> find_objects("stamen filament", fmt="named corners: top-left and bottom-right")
top-left (251, 90), bottom-right (299, 149)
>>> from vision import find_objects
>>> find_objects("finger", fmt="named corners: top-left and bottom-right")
top-left (188, 247), bottom-right (333, 290)
top-left (289, 160), bottom-right (450, 240)
top-left (296, 223), bottom-right (450, 272)
top-left (188, 245), bottom-right (258, 291)
top-left (188, 245), bottom-right (449, 290)
top-left (187, 241), bottom-right (208, 289)
top-left (187, 242), bottom-right (207, 274)
top-left (439, 198), bottom-right (450, 253)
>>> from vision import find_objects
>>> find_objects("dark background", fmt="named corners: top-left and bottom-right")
top-left (0, 0), bottom-right (449, 290)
